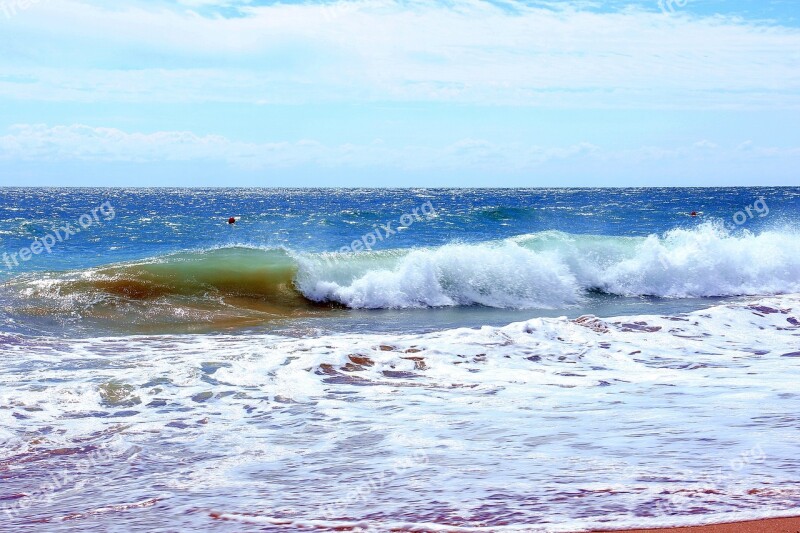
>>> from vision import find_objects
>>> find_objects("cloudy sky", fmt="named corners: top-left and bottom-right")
top-left (0, 0), bottom-right (798, 186)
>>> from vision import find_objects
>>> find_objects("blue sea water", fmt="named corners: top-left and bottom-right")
top-left (1, 188), bottom-right (799, 532)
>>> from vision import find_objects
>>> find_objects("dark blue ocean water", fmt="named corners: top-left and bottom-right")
top-left (1, 187), bottom-right (796, 278)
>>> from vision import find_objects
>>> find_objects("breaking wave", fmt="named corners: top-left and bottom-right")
top-left (297, 222), bottom-right (800, 308)
top-left (2, 223), bottom-right (800, 329)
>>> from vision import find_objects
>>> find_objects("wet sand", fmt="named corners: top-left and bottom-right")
top-left (592, 516), bottom-right (800, 533)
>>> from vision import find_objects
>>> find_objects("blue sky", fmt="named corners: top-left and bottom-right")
top-left (0, 0), bottom-right (798, 186)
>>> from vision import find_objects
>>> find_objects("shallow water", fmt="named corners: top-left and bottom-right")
top-left (2, 296), bottom-right (800, 531)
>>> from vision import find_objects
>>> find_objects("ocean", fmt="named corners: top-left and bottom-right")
top-left (1, 187), bottom-right (799, 531)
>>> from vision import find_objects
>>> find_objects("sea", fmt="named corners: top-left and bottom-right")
top-left (0, 187), bottom-right (799, 532)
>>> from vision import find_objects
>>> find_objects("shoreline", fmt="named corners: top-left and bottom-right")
top-left (590, 516), bottom-right (800, 533)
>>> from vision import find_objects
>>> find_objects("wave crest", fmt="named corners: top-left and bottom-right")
top-left (296, 242), bottom-right (582, 309)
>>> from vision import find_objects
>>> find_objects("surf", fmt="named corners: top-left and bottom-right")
top-left (2, 222), bottom-right (800, 333)
top-left (297, 222), bottom-right (800, 308)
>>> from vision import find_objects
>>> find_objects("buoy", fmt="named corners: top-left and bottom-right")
top-left (228, 217), bottom-right (236, 224)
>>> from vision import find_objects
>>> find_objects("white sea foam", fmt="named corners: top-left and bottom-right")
top-left (296, 241), bottom-right (583, 309)
top-left (1, 295), bottom-right (799, 530)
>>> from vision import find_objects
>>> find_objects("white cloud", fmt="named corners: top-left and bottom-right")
top-left (0, 0), bottom-right (798, 108)
top-left (1, 123), bottom-right (796, 172)
top-left (0, 123), bottom-right (602, 170)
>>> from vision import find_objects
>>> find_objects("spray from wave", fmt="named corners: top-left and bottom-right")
top-left (298, 222), bottom-right (800, 308)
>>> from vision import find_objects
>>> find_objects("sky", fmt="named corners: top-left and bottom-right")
top-left (0, 0), bottom-right (798, 187)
